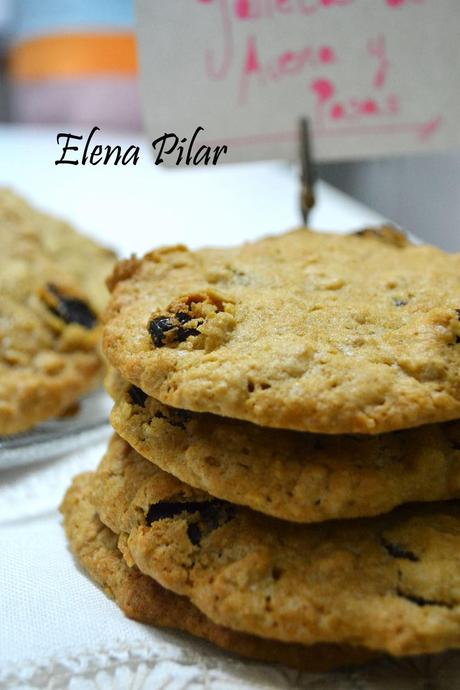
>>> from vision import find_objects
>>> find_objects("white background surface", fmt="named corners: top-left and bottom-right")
top-left (0, 124), bottom-right (384, 254)
top-left (321, 152), bottom-right (460, 251)
top-left (3, 125), bottom-right (456, 690)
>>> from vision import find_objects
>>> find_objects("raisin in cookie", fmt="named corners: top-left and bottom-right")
top-left (0, 190), bottom-right (116, 434)
top-left (92, 435), bottom-right (460, 656)
top-left (60, 471), bottom-right (373, 671)
top-left (107, 370), bottom-right (460, 523)
top-left (103, 228), bottom-right (460, 434)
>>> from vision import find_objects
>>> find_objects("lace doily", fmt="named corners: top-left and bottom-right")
top-left (1, 640), bottom-right (459, 690)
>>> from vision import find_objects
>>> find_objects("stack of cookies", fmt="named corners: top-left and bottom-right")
top-left (62, 227), bottom-right (460, 672)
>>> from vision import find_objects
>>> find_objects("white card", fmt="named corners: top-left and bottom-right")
top-left (135, 0), bottom-right (460, 164)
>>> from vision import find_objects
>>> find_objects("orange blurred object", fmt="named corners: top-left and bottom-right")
top-left (8, 32), bottom-right (137, 81)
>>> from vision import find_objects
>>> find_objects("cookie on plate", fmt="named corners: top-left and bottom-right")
top-left (107, 370), bottom-right (460, 523)
top-left (92, 435), bottom-right (460, 657)
top-left (103, 228), bottom-right (460, 434)
top-left (60, 471), bottom-right (373, 671)
top-left (0, 189), bottom-right (115, 312)
top-left (0, 189), bottom-right (116, 434)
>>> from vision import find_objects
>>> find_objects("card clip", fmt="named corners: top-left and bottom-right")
top-left (299, 117), bottom-right (316, 226)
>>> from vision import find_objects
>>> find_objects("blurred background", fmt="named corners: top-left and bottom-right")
top-left (0, 0), bottom-right (140, 128)
top-left (0, 0), bottom-right (457, 249)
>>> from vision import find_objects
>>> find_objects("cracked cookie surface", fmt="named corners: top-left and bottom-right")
top-left (103, 228), bottom-right (460, 434)
top-left (91, 435), bottom-right (460, 656)
top-left (0, 189), bottom-right (116, 434)
top-left (107, 371), bottom-right (460, 523)
top-left (60, 470), bottom-right (373, 671)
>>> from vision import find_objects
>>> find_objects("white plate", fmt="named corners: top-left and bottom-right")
top-left (0, 389), bottom-right (112, 470)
